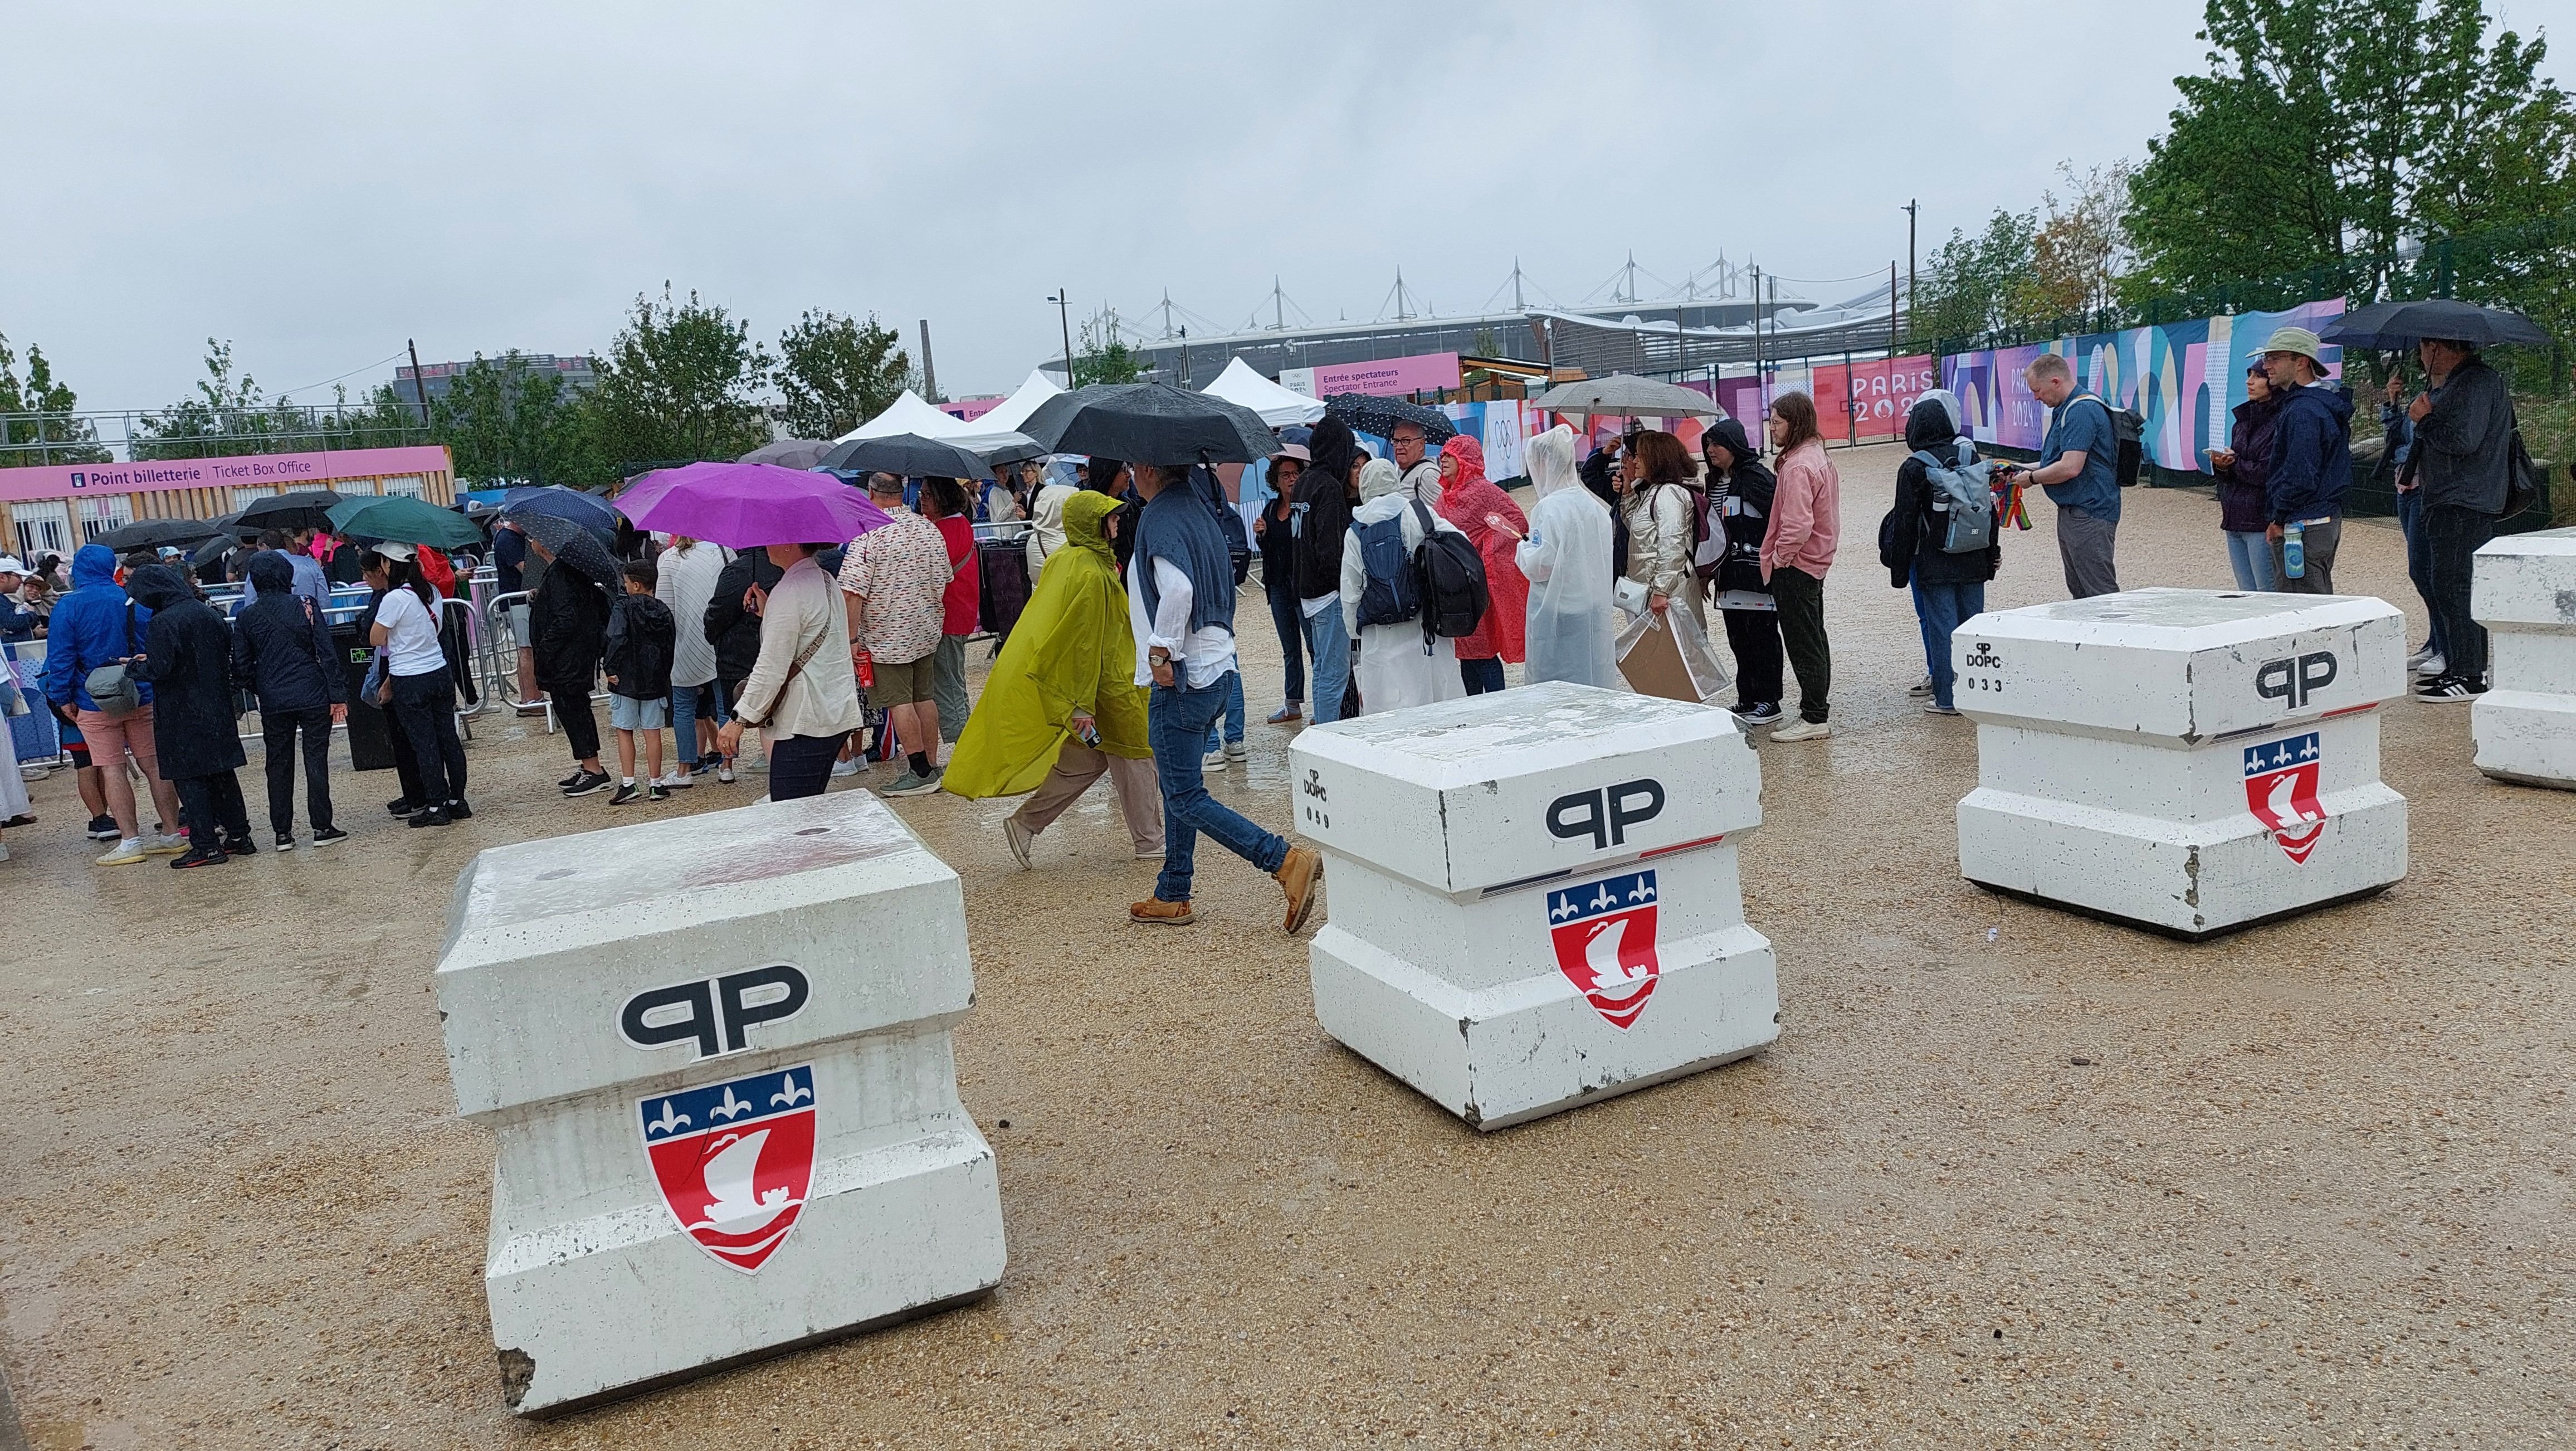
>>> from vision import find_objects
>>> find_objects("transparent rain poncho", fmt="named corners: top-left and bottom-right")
top-left (1515, 425), bottom-right (1622, 689)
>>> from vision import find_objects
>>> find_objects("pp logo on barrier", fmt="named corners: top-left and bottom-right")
top-left (1546, 778), bottom-right (1664, 851)
top-left (620, 965), bottom-right (810, 1060)
top-left (2256, 651), bottom-right (2338, 710)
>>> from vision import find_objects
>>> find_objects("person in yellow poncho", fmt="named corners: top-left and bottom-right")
top-left (944, 489), bottom-right (1163, 865)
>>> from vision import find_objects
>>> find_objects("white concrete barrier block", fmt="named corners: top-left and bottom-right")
top-left (437, 791), bottom-right (1004, 1414)
top-left (1291, 681), bottom-right (1776, 1129)
top-left (1953, 588), bottom-right (2409, 938)
top-left (2472, 527), bottom-right (2576, 789)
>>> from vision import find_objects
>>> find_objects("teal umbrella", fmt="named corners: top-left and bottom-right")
top-left (326, 495), bottom-right (485, 551)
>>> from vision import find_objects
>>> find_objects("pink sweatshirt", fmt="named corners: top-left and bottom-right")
top-left (1761, 440), bottom-right (1841, 580)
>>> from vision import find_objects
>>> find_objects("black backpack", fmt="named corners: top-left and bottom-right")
top-left (1409, 500), bottom-right (1489, 644)
top-left (2068, 393), bottom-right (2146, 486)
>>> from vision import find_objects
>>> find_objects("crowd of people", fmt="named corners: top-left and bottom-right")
top-left (0, 329), bottom-right (2533, 887)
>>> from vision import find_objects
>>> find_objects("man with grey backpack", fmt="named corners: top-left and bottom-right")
top-left (1881, 391), bottom-right (2002, 716)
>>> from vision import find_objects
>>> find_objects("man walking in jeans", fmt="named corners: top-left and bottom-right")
top-left (2408, 336), bottom-right (2516, 701)
top-left (2012, 352), bottom-right (2122, 598)
top-left (1124, 457), bottom-right (1321, 931)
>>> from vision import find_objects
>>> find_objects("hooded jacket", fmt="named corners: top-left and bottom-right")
top-left (1291, 418), bottom-right (1360, 602)
top-left (127, 564), bottom-right (247, 778)
top-left (2413, 356), bottom-right (2515, 514)
top-left (943, 490), bottom-right (1152, 800)
top-left (528, 546), bottom-right (613, 688)
top-left (1887, 393), bottom-right (2002, 588)
top-left (42, 543), bottom-right (154, 712)
top-left (1702, 418), bottom-right (1777, 598)
top-left (231, 552), bottom-right (345, 714)
top-left (2264, 382), bottom-right (2355, 524)
top-left (2216, 391), bottom-right (2281, 535)
top-left (602, 589), bottom-right (677, 702)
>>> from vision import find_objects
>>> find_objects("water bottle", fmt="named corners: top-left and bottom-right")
top-left (2283, 521), bottom-right (2306, 580)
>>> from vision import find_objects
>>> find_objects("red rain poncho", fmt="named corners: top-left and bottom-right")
top-left (1435, 435), bottom-right (1528, 663)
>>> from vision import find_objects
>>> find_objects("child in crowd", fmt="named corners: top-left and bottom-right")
top-left (602, 558), bottom-right (677, 806)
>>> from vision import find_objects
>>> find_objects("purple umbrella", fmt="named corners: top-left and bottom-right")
top-left (616, 461), bottom-right (891, 549)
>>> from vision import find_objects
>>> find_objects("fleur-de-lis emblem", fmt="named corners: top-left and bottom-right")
top-left (771, 1073), bottom-right (812, 1108)
top-left (647, 1101), bottom-right (689, 1136)
top-left (711, 1087), bottom-right (753, 1121)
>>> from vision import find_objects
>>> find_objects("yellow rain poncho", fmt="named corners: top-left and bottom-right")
top-left (943, 490), bottom-right (1150, 798)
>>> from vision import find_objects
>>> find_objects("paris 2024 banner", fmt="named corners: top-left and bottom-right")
top-left (1941, 298), bottom-right (2347, 475)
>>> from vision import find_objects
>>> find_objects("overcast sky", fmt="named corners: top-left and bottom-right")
top-left (4, 2), bottom-right (2564, 413)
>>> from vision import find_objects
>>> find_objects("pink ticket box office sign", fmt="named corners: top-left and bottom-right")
top-left (0, 445), bottom-right (455, 505)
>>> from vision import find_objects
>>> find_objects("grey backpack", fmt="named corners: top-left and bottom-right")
top-left (1911, 440), bottom-right (2002, 554)
top-left (82, 603), bottom-right (143, 718)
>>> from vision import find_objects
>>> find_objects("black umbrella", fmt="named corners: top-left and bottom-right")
top-left (89, 517), bottom-right (222, 552)
top-left (1017, 383), bottom-right (1276, 465)
top-left (1323, 393), bottom-right (1457, 444)
top-left (816, 434), bottom-right (997, 480)
top-left (237, 489), bottom-right (346, 533)
top-left (2320, 299), bottom-right (2550, 350)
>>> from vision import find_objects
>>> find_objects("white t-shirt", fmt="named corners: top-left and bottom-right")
top-left (375, 587), bottom-right (445, 676)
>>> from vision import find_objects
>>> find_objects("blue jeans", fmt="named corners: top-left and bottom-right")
top-left (1150, 671), bottom-right (1289, 902)
top-left (1909, 574), bottom-right (1985, 711)
top-left (2224, 530), bottom-right (2276, 592)
top-left (1264, 577), bottom-right (1308, 707)
top-left (1301, 599), bottom-right (1351, 724)
top-left (1460, 656), bottom-right (1506, 694)
top-left (1205, 670), bottom-right (1246, 752)
top-left (2393, 488), bottom-right (2446, 657)
top-left (667, 679), bottom-right (728, 767)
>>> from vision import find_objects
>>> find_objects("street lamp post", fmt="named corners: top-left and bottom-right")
top-left (1046, 291), bottom-right (1076, 388)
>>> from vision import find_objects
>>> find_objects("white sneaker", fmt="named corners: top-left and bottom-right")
top-left (97, 837), bottom-right (147, 866)
top-left (1002, 816), bottom-right (1034, 870)
top-left (1769, 718), bottom-right (1833, 742)
top-left (2407, 643), bottom-right (2437, 668)
top-left (1135, 844), bottom-right (1165, 860)
top-left (830, 757), bottom-right (862, 778)
top-left (144, 833), bottom-right (189, 856)
top-left (1203, 747), bottom-right (1228, 772)
top-left (715, 762), bottom-right (736, 783)
top-left (656, 771), bottom-right (695, 789)
top-left (1223, 739), bottom-right (1248, 762)
top-left (2414, 653), bottom-right (2447, 678)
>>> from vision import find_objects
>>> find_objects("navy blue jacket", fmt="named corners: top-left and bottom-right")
top-left (2265, 383), bottom-right (2354, 525)
top-left (231, 565), bottom-right (346, 714)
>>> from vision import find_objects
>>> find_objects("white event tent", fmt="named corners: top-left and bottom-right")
top-left (968, 371), bottom-right (1064, 435)
top-left (1203, 356), bottom-right (1327, 426)
top-left (836, 390), bottom-right (979, 444)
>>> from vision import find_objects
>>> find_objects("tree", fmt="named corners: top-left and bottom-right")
top-left (775, 310), bottom-right (909, 439)
top-left (0, 332), bottom-right (108, 464)
top-left (1905, 209), bottom-right (2038, 349)
top-left (2127, 0), bottom-right (2576, 304)
top-left (586, 285), bottom-right (774, 471)
top-left (2024, 162), bottom-right (2135, 323)
top-left (428, 352), bottom-right (608, 487)
top-left (1070, 317), bottom-right (1144, 387)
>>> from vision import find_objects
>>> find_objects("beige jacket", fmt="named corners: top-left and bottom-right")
top-left (732, 555), bottom-right (863, 742)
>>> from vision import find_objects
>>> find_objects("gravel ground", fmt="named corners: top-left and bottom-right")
top-left (3, 444), bottom-right (2569, 1449)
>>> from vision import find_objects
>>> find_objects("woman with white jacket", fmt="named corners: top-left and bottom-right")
top-left (1339, 457), bottom-right (1469, 714)
top-left (1498, 425), bottom-right (1619, 689)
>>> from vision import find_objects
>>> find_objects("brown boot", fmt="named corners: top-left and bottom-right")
top-left (1130, 897), bottom-right (1194, 926)
top-left (1274, 846), bottom-right (1324, 933)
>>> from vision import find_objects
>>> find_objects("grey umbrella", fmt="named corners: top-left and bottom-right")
top-left (1530, 374), bottom-right (1725, 418)
top-left (817, 434), bottom-right (998, 480)
top-left (738, 439), bottom-right (836, 470)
